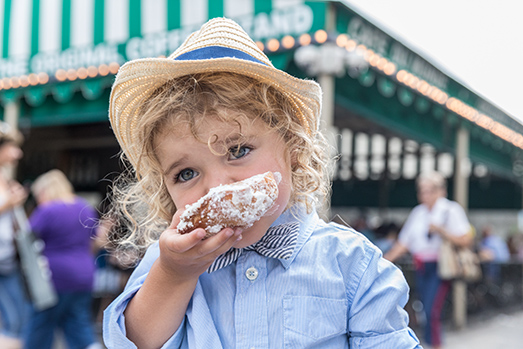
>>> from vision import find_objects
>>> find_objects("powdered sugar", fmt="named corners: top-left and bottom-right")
top-left (177, 172), bottom-right (280, 237)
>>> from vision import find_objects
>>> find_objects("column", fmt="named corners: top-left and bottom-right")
top-left (3, 100), bottom-right (20, 179)
top-left (453, 126), bottom-right (469, 329)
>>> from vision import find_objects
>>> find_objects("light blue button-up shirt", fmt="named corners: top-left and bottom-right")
top-left (103, 206), bottom-right (421, 348)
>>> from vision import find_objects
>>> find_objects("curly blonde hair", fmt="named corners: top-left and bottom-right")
top-left (108, 72), bottom-right (331, 263)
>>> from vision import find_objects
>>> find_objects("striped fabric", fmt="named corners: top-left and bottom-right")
top-left (0, 0), bottom-right (305, 59)
top-left (207, 222), bottom-right (299, 273)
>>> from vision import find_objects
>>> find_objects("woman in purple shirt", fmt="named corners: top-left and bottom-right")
top-left (24, 169), bottom-right (100, 349)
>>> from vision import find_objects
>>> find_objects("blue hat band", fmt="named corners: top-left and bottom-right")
top-left (174, 46), bottom-right (268, 66)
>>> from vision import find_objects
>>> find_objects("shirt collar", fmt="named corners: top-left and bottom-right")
top-left (271, 204), bottom-right (318, 269)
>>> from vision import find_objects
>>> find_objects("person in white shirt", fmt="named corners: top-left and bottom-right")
top-left (385, 171), bottom-right (472, 349)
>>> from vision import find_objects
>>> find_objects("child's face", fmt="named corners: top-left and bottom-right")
top-left (154, 114), bottom-right (293, 248)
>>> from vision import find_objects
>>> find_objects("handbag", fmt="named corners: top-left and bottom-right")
top-left (12, 207), bottom-right (58, 311)
top-left (438, 238), bottom-right (482, 282)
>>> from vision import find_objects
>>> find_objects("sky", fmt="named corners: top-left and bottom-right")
top-left (343, 0), bottom-right (523, 123)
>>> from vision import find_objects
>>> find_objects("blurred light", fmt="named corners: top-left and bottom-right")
top-left (369, 54), bottom-right (380, 67)
top-left (28, 73), bottom-right (39, 85)
top-left (336, 34), bottom-right (349, 47)
top-left (10, 77), bottom-right (20, 88)
top-left (87, 66), bottom-right (98, 78)
top-left (77, 67), bottom-right (88, 79)
top-left (384, 62), bottom-right (396, 75)
top-left (356, 44), bottom-right (367, 54)
top-left (281, 35), bottom-right (295, 49)
top-left (109, 62), bottom-right (120, 75)
top-left (437, 92), bottom-right (448, 104)
top-left (55, 69), bottom-right (67, 81)
top-left (256, 41), bottom-right (264, 51)
top-left (396, 70), bottom-right (407, 82)
top-left (19, 75), bottom-right (29, 87)
top-left (38, 73), bottom-right (49, 84)
top-left (98, 64), bottom-right (110, 76)
top-left (314, 30), bottom-right (328, 44)
top-left (267, 39), bottom-right (280, 52)
top-left (418, 80), bottom-right (430, 95)
top-left (408, 76), bottom-right (419, 89)
top-left (299, 33), bottom-right (311, 46)
top-left (402, 72), bottom-right (412, 85)
top-left (345, 39), bottom-right (356, 51)
top-left (2, 78), bottom-right (11, 89)
top-left (66, 69), bottom-right (77, 81)
top-left (377, 57), bottom-right (388, 70)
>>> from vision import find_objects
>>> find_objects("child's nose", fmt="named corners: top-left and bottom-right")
top-left (204, 171), bottom-right (238, 193)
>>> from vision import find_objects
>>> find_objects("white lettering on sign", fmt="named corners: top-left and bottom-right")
top-left (126, 25), bottom-right (198, 61)
top-left (0, 59), bottom-right (29, 78)
top-left (411, 57), bottom-right (448, 89)
top-left (30, 44), bottom-right (123, 76)
top-left (5, 5), bottom-right (314, 77)
top-left (347, 17), bottom-right (389, 55)
top-left (390, 42), bottom-right (448, 89)
top-left (124, 5), bottom-right (313, 60)
top-left (249, 5), bottom-right (313, 40)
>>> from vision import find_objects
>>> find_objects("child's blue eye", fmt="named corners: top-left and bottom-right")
top-left (228, 145), bottom-right (251, 160)
top-left (176, 168), bottom-right (198, 182)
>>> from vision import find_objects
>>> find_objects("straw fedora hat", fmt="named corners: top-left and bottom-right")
top-left (109, 17), bottom-right (322, 168)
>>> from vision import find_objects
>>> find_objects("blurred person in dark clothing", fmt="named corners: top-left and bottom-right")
top-left (0, 122), bottom-right (30, 349)
top-left (23, 169), bottom-right (101, 349)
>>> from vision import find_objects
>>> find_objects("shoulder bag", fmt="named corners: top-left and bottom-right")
top-left (13, 207), bottom-right (58, 311)
top-left (438, 226), bottom-right (482, 282)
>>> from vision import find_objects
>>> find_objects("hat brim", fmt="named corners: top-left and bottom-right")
top-left (109, 55), bottom-right (322, 167)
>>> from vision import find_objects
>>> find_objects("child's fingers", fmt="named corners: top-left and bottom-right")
top-left (160, 227), bottom-right (206, 254)
top-left (193, 227), bottom-right (242, 261)
top-left (168, 210), bottom-right (183, 230)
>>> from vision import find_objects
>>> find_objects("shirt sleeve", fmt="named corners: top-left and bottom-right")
top-left (347, 247), bottom-right (422, 348)
top-left (446, 201), bottom-right (470, 237)
top-left (102, 242), bottom-right (187, 349)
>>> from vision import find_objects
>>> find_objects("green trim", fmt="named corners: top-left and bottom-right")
top-left (166, 0), bottom-right (181, 30)
top-left (129, 0), bottom-right (141, 38)
top-left (208, 0), bottom-right (223, 18)
top-left (93, 0), bottom-right (104, 44)
top-left (2, 0), bottom-right (12, 58)
top-left (254, 0), bottom-right (271, 14)
top-left (31, 0), bottom-right (40, 56)
top-left (61, 0), bottom-right (71, 50)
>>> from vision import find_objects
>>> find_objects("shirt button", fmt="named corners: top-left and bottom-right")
top-left (245, 267), bottom-right (259, 281)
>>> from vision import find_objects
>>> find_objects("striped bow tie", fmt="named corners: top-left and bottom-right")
top-left (207, 222), bottom-right (300, 273)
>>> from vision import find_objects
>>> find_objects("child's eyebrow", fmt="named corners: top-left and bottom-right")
top-left (223, 133), bottom-right (256, 145)
top-left (163, 156), bottom-right (188, 176)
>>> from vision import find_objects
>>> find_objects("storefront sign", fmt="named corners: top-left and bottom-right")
top-left (0, 4), bottom-right (315, 79)
top-left (344, 16), bottom-right (448, 90)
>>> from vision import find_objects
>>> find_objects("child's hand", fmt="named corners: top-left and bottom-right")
top-left (158, 210), bottom-right (242, 281)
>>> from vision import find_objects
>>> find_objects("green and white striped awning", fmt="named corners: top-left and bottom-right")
top-left (0, 0), bottom-right (324, 78)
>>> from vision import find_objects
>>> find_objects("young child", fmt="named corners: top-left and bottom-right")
top-left (103, 18), bottom-right (421, 348)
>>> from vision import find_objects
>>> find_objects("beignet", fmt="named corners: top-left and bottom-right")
top-left (177, 172), bottom-right (280, 238)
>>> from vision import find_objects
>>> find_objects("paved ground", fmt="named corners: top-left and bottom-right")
top-left (441, 310), bottom-right (523, 349)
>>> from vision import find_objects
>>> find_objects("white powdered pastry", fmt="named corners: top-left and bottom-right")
top-left (177, 172), bottom-right (280, 238)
